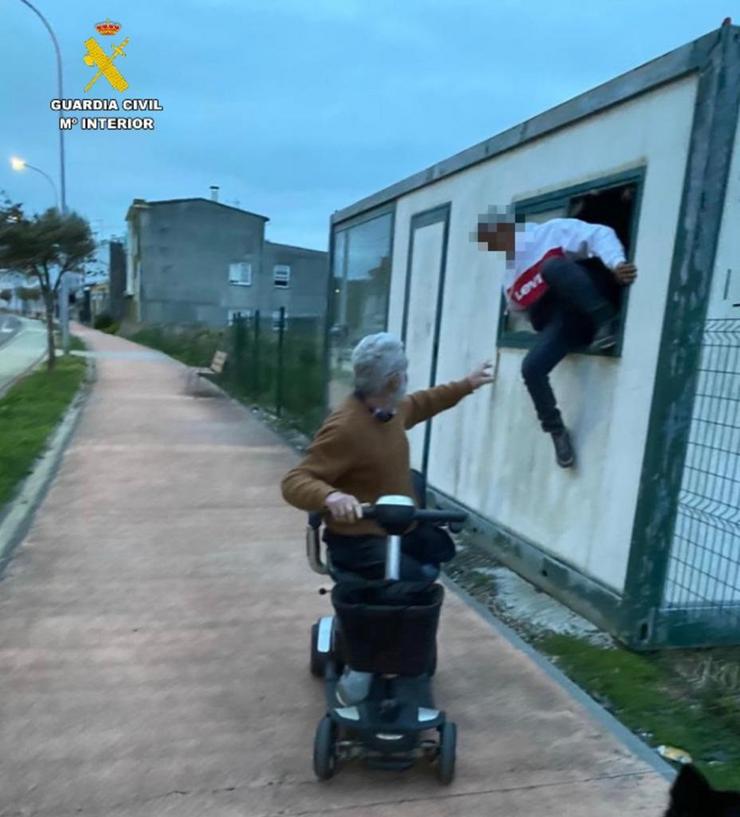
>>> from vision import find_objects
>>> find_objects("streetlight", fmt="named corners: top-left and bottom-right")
top-left (18, 0), bottom-right (70, 354)
top-left (10, 156), bottom-right (60, 210)
top-left (18, 0), bottom-right (66, 214)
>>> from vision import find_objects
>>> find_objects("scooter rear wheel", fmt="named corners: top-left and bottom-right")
top-left (436, 721), bottom-right (457, 784)
top-left (310, 622), bottom-right (327, 678)
top-left (313, 716), bottom-right (337, 780)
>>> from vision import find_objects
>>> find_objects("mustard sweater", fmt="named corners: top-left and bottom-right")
top-left (280, 380), bottom-right (473, 536)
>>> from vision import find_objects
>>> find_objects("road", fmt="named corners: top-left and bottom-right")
top-left (0, 314), bottom-right (47, 395)
top-left (0, 326), bottom-right (670, 816)
top-left (0, 314), bottom-right (22, 347)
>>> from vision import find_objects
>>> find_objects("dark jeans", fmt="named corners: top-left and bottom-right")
top-left (324, 523), bottom-right (455, 582)
top-left (522, 257), bottom-right (615, 433)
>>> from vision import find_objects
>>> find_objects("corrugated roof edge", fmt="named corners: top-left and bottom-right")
top-left (332, 26), bottom-right (732, 226)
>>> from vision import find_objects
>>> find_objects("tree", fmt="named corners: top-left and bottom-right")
top-left (0, 199), bottom-right (94, 370)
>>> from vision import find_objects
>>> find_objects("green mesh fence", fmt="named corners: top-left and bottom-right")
top-left (224, 310), bottom-right (325, 436)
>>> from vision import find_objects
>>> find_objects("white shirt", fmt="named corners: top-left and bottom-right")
top-left (503, 218), bottom-right (627, 310)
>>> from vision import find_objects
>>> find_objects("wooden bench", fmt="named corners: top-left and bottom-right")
top-left (186, 350), bottom-right (228, 396)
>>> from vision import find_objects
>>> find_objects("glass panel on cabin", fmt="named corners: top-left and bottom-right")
top-left (328, 213), bottom-right (393, 409)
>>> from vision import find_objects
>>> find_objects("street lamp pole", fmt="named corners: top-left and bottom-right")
top-left (11, 159), bottom-right (59, 209)
top-left (18, 0), bottom-right (70, 353)
top-left (18, 0), bottom-right (66, 214)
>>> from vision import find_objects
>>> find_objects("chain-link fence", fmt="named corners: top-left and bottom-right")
top-left (663, 318), bottom-right (740, 634)
top-left (223, 309), bottom-right (325, 436)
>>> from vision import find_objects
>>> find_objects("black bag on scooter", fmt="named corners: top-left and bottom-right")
top-left (331, 580), bottom-right (443, 676)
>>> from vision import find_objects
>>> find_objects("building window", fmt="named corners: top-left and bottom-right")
top-left (273, 264), bottom-right (291, 288)
top-left (228, 308), bottom-right (252, 326)
top-left (497, 168), bottom-right (645, 357)
top-left (228, 261), bottom-right (252, 286)
top-left (272, 309), bottom-right (288, 332)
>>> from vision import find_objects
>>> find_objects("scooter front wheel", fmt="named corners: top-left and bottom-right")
top-left (436, 721), bottom-right (457, 784)
top-left (313, 716), bottom-right (337, 780)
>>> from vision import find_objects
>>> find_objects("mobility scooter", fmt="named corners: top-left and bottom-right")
top-left (305, 475), bottom-right (467, 783)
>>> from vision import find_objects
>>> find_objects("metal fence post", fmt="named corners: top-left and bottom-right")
top-left (253, 309), bottom-right (260, 399)
top-left (276, 307), bottom-right (285, 417)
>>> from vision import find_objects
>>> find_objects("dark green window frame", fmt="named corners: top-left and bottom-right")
top-left (496, 166), bottom-right (647, 358)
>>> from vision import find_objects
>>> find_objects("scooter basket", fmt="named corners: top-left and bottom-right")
top-left (331, 581), bottom-right (443, 676)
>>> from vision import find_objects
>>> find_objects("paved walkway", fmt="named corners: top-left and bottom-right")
top-left (0, 315), bottom-right (47, 394)
top-left (0, 328), bottom-right (670, 816)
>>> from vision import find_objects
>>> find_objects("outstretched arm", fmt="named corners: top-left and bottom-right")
top-left (558, 218), bottom-right (638, 286)
top-left (402, 361), bottom-right (494, 429)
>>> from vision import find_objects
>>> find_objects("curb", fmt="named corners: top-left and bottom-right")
top-left (0, 353), bottom-right (96, 578)
top-left (441, 575), bottom-right (677, 782)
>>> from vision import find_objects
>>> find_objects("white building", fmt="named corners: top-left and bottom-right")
top-left (0, 270), bottom-right (43, 316)
top-left (325, 23), bottom-right (740, 649)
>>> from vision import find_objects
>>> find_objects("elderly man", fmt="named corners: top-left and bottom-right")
top-left (281, 332), bottom-right (493, 580)
top-left (282, 332), bottom-right (492, 704)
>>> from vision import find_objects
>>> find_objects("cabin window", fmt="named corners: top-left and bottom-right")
top-left (497, 168), bottom-right (645, 357)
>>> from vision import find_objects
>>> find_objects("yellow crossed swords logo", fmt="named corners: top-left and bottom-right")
top-left (83, 36), bottom-right (130, 93)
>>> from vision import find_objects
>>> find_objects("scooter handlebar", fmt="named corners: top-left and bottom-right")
top-left (360, 504), bottom-right (467, 525)
top-left (309, 500), bottom-right (468, 532)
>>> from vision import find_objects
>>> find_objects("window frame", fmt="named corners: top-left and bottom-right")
top-left (496, 166), bottom-right (646, 358)
top-left (228, 261), bottom-right (252, 287)
top-left (325, 203), bottom-right (396, 413)
top-left (273, 264), bottom-right (291, 289)
top-left (329, 203), bottom-right (396, 336)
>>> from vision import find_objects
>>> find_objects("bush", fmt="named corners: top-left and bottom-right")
top-left (122, 323), bottom-right (223, 368)
top-left (93, 313), bottom-right (115, 331)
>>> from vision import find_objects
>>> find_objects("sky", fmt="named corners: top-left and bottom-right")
top-left (0, 0), bottom-right (734, 251)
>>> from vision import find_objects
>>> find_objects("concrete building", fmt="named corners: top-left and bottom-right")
top-left (109, 240), bottom-right (126, 322)
top-left (125, 192), bottom-right (327, 328)
top-left (81, 237), bottom-right (127, 323)
top-left (325, 23), bottom-right (740, 649)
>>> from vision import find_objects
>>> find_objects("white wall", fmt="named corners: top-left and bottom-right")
top-left (386, 76), bottom-right (699, 594)
top-left (665, 115), bottom-right (740, 606)
top-left (404, 219), bottom-right (447, 469)
top-left (705, 117), bottom-right (740, 321)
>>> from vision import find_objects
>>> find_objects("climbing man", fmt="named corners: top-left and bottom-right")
top-left (477, 211), bottom-right (637, 467)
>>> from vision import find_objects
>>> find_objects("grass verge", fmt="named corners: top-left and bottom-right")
top-left (446, 537), bottom-right (740, 790)
top-left (0, 351), bottom-right (86, 509)
top-left (537, 634), bottom-right (740, 789)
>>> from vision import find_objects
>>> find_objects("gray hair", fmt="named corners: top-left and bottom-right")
top-left (352, 332), bottom-right (407, 396)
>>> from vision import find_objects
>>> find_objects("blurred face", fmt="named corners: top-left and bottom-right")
top-left (477, 221), bottom-right (516, 253)
top-left (385, 368), bottom-right (408, 406)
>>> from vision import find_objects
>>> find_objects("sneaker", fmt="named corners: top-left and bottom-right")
top-left (336, 669), bottom-right (372, 706)
top-left (550, 429), bottom-right (575, 468)
top-left (590, 317), bottom-right (620, 351)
